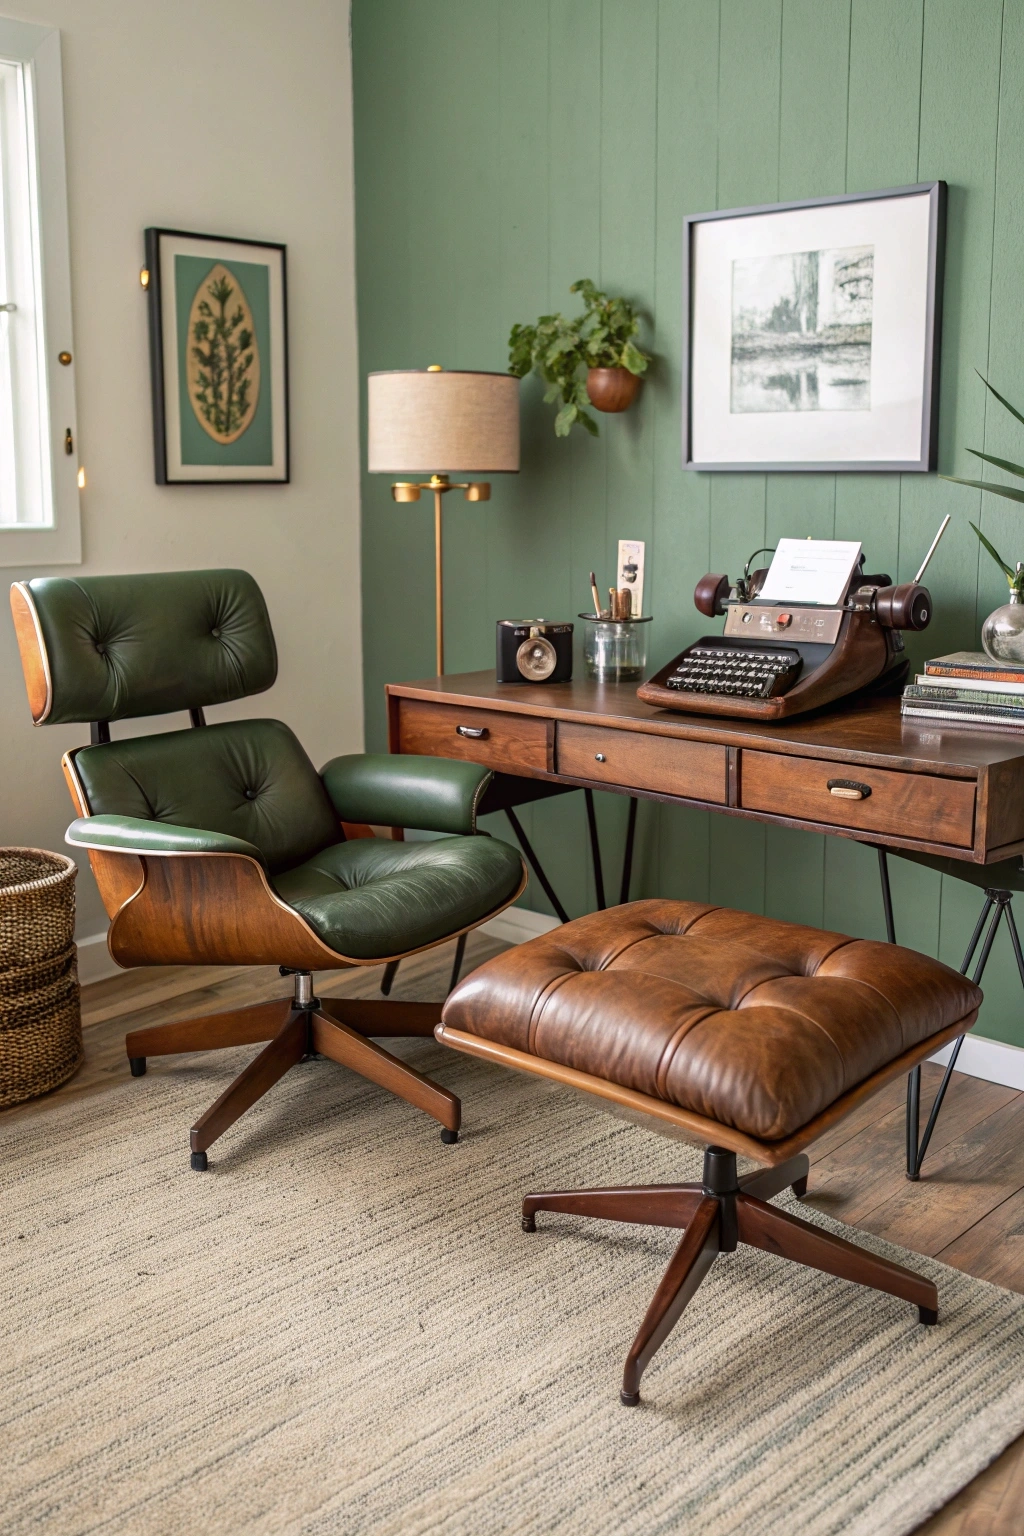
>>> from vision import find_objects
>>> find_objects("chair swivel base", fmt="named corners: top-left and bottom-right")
top-left (522, 1146), bottom-right (938, 1406)
top-left (123, 972), bottom-right (461, 1169)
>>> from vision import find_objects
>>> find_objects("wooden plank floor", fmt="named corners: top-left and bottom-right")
top-left (5, 934), bottom-right (1024, 1533)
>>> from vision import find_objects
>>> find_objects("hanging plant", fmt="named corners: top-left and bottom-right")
top-left (508, 278), bottom-right (651, 437)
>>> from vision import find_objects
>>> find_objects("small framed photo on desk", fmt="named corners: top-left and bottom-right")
top-left (683, 182), bottom-right (945, 473)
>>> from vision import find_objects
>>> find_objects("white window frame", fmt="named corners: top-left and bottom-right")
top-left (0, 18), bottom-right (79, 566)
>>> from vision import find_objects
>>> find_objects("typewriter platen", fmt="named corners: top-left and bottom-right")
top-left (637, 532), bottom-right (945, 722)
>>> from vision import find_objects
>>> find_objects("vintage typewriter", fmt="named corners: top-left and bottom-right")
top-left (637, 526), bottom-right (947, 722)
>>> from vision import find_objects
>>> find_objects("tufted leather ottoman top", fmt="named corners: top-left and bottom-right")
top-left (441, 900), bottom-right (982, 1142)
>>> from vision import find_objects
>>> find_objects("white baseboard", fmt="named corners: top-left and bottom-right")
top-left (75, 931), bottom-right (119, 985)
top-left (930, 1033), bottom-right (1024, 1091)
top-left (477, 906), bottom-right (562, 945)
top-left (76, 909), bottom-right (1024, 1093)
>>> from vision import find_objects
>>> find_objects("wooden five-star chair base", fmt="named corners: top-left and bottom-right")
top-left (522, 1145), bottom-right (938, 1406)
top-left (126, 969), bottom-right (459, 1170)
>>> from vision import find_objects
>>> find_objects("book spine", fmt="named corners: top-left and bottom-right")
top-left (915, 672), bottom-right (1024, 696)
top-left (901, 703), bottom-right (1024, 731)
top-left (925, 663), bottom-right (1024, 683)
top-left (904, 696), bottom-right (1024, 719)
top-left (905, 684), bottom-right (1024, 711)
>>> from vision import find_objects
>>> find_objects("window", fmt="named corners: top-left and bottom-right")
top-left (0, 19), bottom-right (78, 565)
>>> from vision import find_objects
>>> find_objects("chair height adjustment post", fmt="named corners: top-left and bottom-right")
top-left (702, 1145), bottom-right (739, 1252)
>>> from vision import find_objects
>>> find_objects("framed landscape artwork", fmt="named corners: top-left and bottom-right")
top-left (144, 228), bottom-right (289, 483)
top-left (682, 182), bottom-right (946, 472)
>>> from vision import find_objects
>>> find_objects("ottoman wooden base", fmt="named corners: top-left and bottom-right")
top-left (437, 899), bottom-right (983, 1404)
top-left (521, 1146), bottom-right (937, 1406)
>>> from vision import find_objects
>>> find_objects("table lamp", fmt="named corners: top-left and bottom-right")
top-left (368, 367), bottom-right (520, 674)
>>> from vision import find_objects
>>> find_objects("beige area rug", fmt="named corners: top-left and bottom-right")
top-left (4, 1036), bottom-right (1024, 1536)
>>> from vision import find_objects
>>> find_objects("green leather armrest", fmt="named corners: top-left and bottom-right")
top-left (319, 754), bottom-right (493, 836)
top-left (66, 815), bottom-right (264, 862)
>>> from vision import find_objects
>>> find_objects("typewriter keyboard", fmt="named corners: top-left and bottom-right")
top-left (665, 645), bottom-right (802, 699)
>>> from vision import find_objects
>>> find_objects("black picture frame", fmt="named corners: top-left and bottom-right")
top-left (144, 227), bottom-right (290, 485)
top-left (682, 181), bottom-right (946, 473)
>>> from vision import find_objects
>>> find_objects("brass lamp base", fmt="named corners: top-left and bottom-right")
top-left (391, 474), bottom-right (490, 675)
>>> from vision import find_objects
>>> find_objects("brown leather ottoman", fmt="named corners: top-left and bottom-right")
top-left (436, 899), bottom-right (982, 1405)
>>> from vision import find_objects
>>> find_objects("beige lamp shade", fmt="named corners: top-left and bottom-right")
top-left (367, 369), bottom-right (520, 474)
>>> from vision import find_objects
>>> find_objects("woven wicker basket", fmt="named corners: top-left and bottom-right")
top-left (0, 848), bottom-right (83, 1108)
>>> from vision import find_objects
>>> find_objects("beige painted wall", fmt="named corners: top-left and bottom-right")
top-left (0, 0), bottom-right (362, 953)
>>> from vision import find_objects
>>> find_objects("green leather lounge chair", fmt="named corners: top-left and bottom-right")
top-left (10, 569), bottom-right (526, 1169)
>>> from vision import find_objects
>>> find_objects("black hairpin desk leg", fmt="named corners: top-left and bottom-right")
top-left (619, 797), bottom-right (638, 905)
top-left (504, 808), bottom-right (570, 925)
top-left (584, 789), bottom-right (606, 910)
top-left (879, 847), bottom-right (1010, 1180)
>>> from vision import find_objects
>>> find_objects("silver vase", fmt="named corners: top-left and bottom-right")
top-left (981, 591), bottom-right (1024, 662)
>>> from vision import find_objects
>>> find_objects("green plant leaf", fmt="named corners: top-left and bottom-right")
top-left (977, 371), bottom-right (1024, 430)
top-left (621, 341), bottom-right (648, 375)
top-left (554, 401), bottom-right (578, 436)
top-left (969, 520), bottom-right (1015, 579)
top-left (966, 448), bottom-right (1024, 481)
top-left (578, 408), bottom-right (599, 436)
top-left (943, 475), bottom-right (1024, 506)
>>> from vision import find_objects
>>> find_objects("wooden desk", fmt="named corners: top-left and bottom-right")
top-left (386, 672), bottom-right (1024, 866)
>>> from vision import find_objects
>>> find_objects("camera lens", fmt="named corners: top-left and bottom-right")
top-left (516, 636), bottom-right (557, 681)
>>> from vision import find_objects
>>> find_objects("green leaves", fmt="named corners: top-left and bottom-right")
top-left (967, 448), bottom-right (1024, 479)
top-left (977, 370), bottom-right (1024, 429)
top-left (508, 278), bottom-right (651, 437)
top-left (621, 340), bottom-right (648, 377)
top-left (969, 521), bottom-right (1015, 580)
top-left (947, 476), bottom-right (1024, 506)
top-left (943, 374), bottom-right (1024, 591)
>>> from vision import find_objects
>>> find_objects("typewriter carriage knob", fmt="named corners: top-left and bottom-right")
top-left (694, 573), bottom-right (731, 618)
top-left (869, 582), bottom-right (932, 631)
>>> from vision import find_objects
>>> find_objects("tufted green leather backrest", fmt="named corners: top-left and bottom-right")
top-left (20, 569), bottom-right (276, 724)
top-left (72, 719), bottom-right (342, 873)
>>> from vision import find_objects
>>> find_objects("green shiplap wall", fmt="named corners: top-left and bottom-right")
top-left (353, 0), bottom-right (1024, 1049)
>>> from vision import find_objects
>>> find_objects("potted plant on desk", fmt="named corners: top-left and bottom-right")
top-left (945, 374), bottom-right (1024, 661)
top-left (508, 278), bottom-right (651, 437)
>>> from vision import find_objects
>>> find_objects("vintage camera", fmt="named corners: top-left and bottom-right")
top-left (496, 619), bottom-right (573, 684)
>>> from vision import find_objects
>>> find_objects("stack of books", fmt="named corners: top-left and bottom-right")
top-left (902, 652), bottom-right (1024, 731)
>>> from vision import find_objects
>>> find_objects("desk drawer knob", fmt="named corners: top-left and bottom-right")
top-left (456, 724), bottom-right (488, 740)
top-left (827, 778), bottom-right (871, 800)
top-left (595, 753), bottom-right (606, 763)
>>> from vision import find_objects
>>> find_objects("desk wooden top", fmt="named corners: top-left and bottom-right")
top-left (386, 671), bottom-right (1024, 780)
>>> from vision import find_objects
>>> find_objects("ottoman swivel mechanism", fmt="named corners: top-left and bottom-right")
top-left (437, 901), bottom-right (982, 1406)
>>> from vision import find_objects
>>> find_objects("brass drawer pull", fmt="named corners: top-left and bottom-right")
top-left (827, 778), bottom-right (871, 800)
top-left (456, 724), bottom-right (488, 739)
top-left (595, 753), bottom-right (606, 763)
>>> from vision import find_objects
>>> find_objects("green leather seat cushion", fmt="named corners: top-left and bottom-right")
top-left (73, 718), bottom-right (342, 874)
top-left (273, 836), bottom-right (523, 960)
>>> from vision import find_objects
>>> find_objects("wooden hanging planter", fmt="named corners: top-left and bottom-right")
top-left (586, 367), bottom-right (642, 413)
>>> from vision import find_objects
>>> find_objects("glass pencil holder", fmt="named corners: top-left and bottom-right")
top-left (579, 613), bottom-right (653, 683)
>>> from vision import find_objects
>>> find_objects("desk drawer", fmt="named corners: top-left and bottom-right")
top-left (557, 724), bottom-right (728, 803)
top-left (397, 699), bottom-right (550, 774)
top-left (740, 750), bottom-right (975, 847)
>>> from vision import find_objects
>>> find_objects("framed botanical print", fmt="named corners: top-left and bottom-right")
top-left (682, 182), bottom-right (946, 472)
top-left (144, 228), bottom-right (289, 483)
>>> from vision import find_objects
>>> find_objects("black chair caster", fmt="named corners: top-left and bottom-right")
top-left (190, 1151), bottom-right (208, 1171)
top-left (440, 1127), bottom-right (459, 1145)
top-left (129, 1057), bottom-right (146, 1077)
